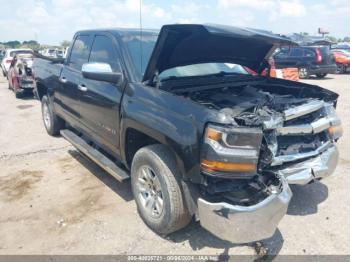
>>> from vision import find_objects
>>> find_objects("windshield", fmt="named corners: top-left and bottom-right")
top-left (160, 63), bottom-right (248, 80)
top-left (122, 33), bottom-right (158, 78)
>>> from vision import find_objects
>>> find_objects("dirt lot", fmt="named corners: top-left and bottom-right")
top-left (0, 74), bottom-right (349, 257)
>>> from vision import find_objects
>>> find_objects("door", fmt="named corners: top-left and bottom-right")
top-left (56, 34), bottom-right (92, 122)
top-left (78, 34), bottom-right (124, 154)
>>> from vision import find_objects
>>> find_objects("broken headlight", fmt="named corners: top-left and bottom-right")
top-left (201, 124), bottom-right (263, 178)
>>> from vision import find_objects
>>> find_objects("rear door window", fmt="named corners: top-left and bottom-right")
top-left (89, 35), bottom-right (121, 72)
top-left (275, 48), bottom-right (290, 58)
top-left (69, 35), bottom-right (91, 71)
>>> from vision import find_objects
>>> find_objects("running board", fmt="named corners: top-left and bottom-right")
top-left (60, 129), bottom-right (129, 182)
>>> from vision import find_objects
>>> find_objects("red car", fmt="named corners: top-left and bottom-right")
top-left (332, 49), bottom-right (350, 74)
top-left (8, 53), bottom-right (35, 98)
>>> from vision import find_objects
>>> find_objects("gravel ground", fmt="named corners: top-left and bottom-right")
top-left (0, 74), bottom-right (349, 257)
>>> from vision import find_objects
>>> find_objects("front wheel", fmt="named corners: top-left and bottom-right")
top-left (298, 67), bottom-right (309, 79)
top-left (41, 95), bottom-right (65, 136)
top-left (131, 144), bottom-right (191, 235)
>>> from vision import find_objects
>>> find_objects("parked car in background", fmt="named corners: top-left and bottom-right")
top-left (42, 48), bottom-right (57, 58)
top-left (273, 46), bottom-right (336, 79)
top-left (56, 50), bottom-right (64, 58)
top-left (1, 48), bottom-right (33, 77)
top-left (8, 53), bottom-right (35, 98)
top-left (332, 49), bottom-right (350, 74)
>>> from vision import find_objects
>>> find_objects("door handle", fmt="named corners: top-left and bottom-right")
top-left (78, 84), bottom-right (88, 92)
top-left (59, 76), bottom-right (67, 83)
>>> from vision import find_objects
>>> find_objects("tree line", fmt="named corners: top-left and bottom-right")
top-left (0, 40), bottom-right (71, 50)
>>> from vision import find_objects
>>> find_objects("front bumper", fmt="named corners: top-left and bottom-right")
top-left (278, 145), bottom-right (339, 185)
top-left (197, 178), bottom-right (292, 243)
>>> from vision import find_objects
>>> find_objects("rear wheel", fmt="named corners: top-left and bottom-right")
top-left (41, 95), bottom-right (65, 136)
top-left (14, 89), bottom-right (23, 98)
top-left (336, 64), bottom-right (346, 74)
top-left (316, 73), bottom-right (327, 78)
top-left (131, 144), bottom-right (191, 235)
top-left (298, 67), bottom-right (309, 79)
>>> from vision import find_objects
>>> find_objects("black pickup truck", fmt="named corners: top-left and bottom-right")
top-left (33, 24), bottom-right (342, 243)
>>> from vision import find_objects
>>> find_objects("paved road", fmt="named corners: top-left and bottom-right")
top-left (0, 74), bottom-right (349, 256)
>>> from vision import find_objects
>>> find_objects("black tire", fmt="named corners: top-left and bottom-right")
top-left (15, 90), bottom-right (23, 98)
top-left (316, 73), bottom-right (327, 78)
top-left (336, 64), bottom-right (345, 74)
top-left (41, 95), bottom-right (65, 136)
top-left (131, 144), bottom-right (191, 235)
top-left (298, 67), bottom-right (309, 79)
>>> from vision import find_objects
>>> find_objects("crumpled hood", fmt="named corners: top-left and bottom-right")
top-left (143, 24), bottom-right (296, 82)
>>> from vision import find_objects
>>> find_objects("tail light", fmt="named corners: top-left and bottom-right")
top-left (315, 49), bottom-right (322, 64)
top-left (5, 59), bottom-right (12, 64)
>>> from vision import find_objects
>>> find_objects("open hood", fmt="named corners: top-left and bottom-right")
top-left (143, 24), bottom-right (296, 83)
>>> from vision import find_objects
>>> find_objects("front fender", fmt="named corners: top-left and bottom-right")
top-left (120, 83), bottom-right (208, 182)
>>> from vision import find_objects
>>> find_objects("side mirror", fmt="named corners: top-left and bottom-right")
top-left (82, 62), bottom-right (123, 84)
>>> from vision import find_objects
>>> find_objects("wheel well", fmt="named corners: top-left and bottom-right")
top-left (125, 128), bottom-right (160, 167)
top-left (36, 82), bottom-right (48, 100)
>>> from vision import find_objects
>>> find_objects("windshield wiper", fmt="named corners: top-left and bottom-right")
top-left (211, 71), bottom-right (244, 77)
top-left (160, 71), bottom-right (246, 83)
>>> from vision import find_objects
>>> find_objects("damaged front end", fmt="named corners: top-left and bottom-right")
top-left (198, 174), bottom-right (291, 243)
top-left (197, 120), bottom-right (292, 243)
top-left (193, 81), bottom-right (342, 185)
top-left (144, 24), bottom-right (342, 244)
top-left (190, 78), bottom-right (341, 243)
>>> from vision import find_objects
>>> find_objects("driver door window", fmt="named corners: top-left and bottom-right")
top-left (88, 35), bottom-right (121, 72)
top-left (69, 35), bottom-right (91, 70)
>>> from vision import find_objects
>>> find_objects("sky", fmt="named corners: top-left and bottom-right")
top-left (0, 0), bottom-right (349, 45)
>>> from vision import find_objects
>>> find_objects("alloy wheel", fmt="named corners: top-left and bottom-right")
top-left (136, 165), bottom-right (164, 218)
top-left (299, 67), bottom-right (308, 78)
top-left (43, 102), bottom-right (51, 130)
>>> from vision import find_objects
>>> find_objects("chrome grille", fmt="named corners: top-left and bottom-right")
top-left (262, 100), bottom-right (341, 166)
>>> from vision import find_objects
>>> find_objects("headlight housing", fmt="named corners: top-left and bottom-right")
top-left (201, 124), bottom-right (263, 178)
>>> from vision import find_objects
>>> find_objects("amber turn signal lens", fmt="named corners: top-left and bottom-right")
top-left (201, 159), bottom-right (256, 172)
top-left (328, 125), bottom-right (343, 135)
top-left (206, 127), bottom-right (222, 141)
